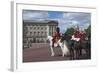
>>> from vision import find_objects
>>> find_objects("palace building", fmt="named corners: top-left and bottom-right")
top-left (23, 20), bottom-right (58, 48)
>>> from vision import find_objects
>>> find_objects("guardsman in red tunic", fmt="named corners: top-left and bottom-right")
top-left (71, 27), bottom-right (81, 42)
top-left (52, 27), bottom-right (61, 47)
top-left (72, 28), bottom-right (86, 42)
top-left (74, 30), bottom-right (81, 39)
top-left (80, 30), bottom-right (86, 41)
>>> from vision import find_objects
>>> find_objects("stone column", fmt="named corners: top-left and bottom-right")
top-left (51, 25), bottom-right (53, 36)
top-left (46, 25), bottom-right (49, 36)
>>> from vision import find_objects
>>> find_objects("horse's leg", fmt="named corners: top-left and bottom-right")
top-left (62, 53), bottom-right (64, 57)
top-left (71, 48), bottom-right (74, 60)
top-left (76, 49), bottom-right (79, 59)
top-left (50, 46), bottom-right (55, 56)
top-left (62, 49), bottom-right (64, 57)
top-left (61, 49), bottom-right (64, 57)
top-left (60, 44), bottom-right (65, 57)
top-left (76, 47), bottom-right (80, 59)
top-left (73, 49), bottom-right (76, 59)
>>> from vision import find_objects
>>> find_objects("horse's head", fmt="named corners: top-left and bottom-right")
top-left (61, 34), bottom-right (72, 42)
top-left (60, 36), bottom-right (65, 42)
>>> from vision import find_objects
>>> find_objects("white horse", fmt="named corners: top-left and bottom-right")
top-left (47, 36), bottom-right (69, 57)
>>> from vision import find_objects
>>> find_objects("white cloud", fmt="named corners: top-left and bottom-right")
top-left (22, 10), bottom-right (91, 33)
top-left (62, 12), bottom-right (91, 30)
top-left (71, 20), bottom-right (79, 25)
top-left (63, 12), bottom-right (91, 22)
top-left (63, 13), bottom-right (74, 20)
top-left (23, 10), bottom-right (48, 20)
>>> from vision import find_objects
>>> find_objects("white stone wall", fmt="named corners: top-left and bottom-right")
top-left (23, 22), bottom-right (58, 48)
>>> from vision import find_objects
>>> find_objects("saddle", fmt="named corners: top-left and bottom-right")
top-left (52, 38), bottom-right (60, 47)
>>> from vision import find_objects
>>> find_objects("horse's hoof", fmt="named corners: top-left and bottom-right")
top-left (51, 54), bottom-right (54, 56)
top-left (62, 55), bottom-right (64, 57)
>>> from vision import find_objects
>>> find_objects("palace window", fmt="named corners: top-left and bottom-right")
top-left (38, 31), bottom-right (40, 35)
top-left (45, 27), bottom-right (47, 30)
top-left (37, 27), bottom-right (39, 29)
top-left (30, 26), bottom-right (32, 29)
top-left (34, 31), bottom-right (36, 34)
top-left (41, 27), bottom-right (43, 30)
top-left (34, 27), bottom-right (36, 30)
top-left (30, 32), bottom-right (32, 35)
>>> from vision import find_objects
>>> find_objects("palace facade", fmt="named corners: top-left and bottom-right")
top-left (23, 20), bottom-right (58, 48)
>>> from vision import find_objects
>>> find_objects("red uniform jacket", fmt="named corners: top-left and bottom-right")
top-left (52, 31), bottom-right (61, 43)
top-left (74, 31), bottom-right (86, 41)
top-left (74, 31), bottom-right (81, 38)
top-left (80, 32), bottom-right (86, 40)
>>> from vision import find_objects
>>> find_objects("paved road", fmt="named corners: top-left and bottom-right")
top-left (23, 43), bottom-right (90, 63)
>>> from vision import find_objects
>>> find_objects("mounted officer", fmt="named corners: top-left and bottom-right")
top-left (52, 27), bottom-right (61, 47)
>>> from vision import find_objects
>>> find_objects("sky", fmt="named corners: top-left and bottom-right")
top-left (23, 10), bottom-right (91, 33)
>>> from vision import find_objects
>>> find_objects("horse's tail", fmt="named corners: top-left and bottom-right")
top-left (47, 36), bottom-right (53, 46)
top-left (63, 41), bottom-right (69, 55)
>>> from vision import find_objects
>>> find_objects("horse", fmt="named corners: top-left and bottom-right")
top-left (69, 35), bottom-right (90, 59)
top-left (47, 35), bottom-right (69, 57)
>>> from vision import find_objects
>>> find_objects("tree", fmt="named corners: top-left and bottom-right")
top-left (64, 27), bottom-right (74, 36)
top-left (63, 27), bottom-right (74, 41)
top-left (85, 25), bottom-right (91, 40)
